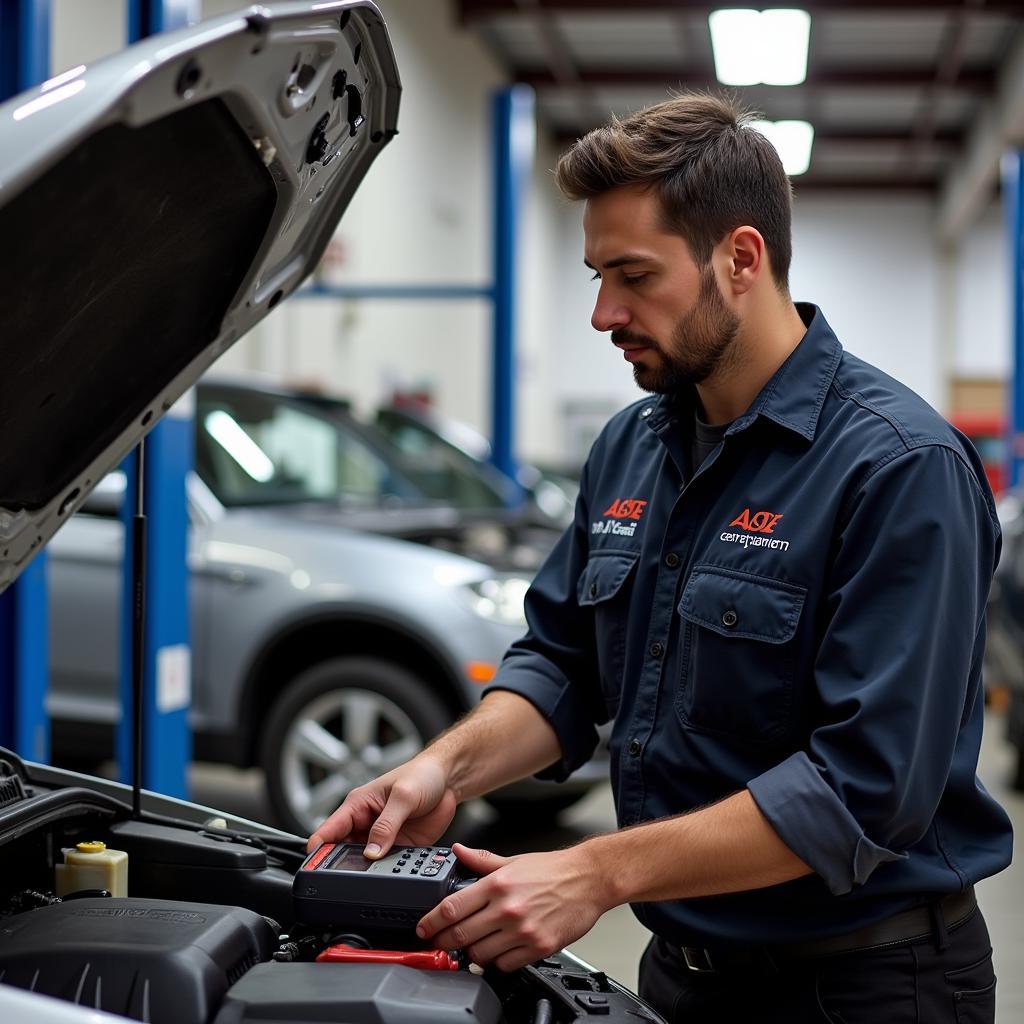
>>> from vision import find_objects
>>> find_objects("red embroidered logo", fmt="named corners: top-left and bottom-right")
top-left (729, 508), bottom-right (784, 534)
top-left (602, 498), bottom-right (649, 521)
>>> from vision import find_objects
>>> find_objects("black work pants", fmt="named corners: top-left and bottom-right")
top-left (638, 906), bottom-right (995, 1023)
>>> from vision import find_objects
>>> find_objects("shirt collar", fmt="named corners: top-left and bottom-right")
top-left (642, 303), bottom-right (842, 443)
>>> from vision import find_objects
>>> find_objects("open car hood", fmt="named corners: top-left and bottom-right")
top-left (0, 1), bottom-right (400, 590)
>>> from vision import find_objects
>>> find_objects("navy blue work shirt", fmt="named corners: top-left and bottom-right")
top-left (486, 303), bottom-right (1013, 946)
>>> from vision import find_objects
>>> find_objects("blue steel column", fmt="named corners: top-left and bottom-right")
top-left (0, 0), bottom-right (51, 763)
top-left (115, 0), bottom-right (197, 796)
top-left (0, 0), bottom-right (50, 96)
top-left (1003, 152), bottom-right (1024, 488)
top-left (491, 86), bottom-right (534, 487)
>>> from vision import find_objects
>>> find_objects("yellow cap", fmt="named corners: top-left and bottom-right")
top-left (75, 841), bottom-right (106, 854)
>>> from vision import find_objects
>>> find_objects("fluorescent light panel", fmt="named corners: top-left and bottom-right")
top-left (750, 119), bottom-right (815, 176)
top-left (709, 9), bottom-right (811, 87)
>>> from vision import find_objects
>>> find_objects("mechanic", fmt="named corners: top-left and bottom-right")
top-left (310, 94), bottom-right (1013, 1022)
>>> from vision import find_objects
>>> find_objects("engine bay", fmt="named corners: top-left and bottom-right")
top-left (0, 751), bottom-right (662, 1024)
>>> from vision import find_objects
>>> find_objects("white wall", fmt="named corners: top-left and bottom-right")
top-left (50, 0), bottom-right (126, 74)
top-left (953, 203), bottom-right (1010, 379)
top-left (790, 195), bottom-right (944, 408)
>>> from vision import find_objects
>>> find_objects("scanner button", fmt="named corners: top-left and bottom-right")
top-left (411, 869), bottom-right (419, 874)
top-left (437, 849), bottom-right (451, 856)
top-left (393, 867), bottom-right (401, 873)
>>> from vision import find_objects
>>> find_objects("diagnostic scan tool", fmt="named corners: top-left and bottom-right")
top-left (293, 843), bottom-right (475, 940)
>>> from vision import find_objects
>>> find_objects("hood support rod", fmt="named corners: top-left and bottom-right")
top-left (130, 440), bottom-right (147, 819)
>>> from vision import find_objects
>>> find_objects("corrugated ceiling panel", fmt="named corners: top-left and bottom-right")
top-left (554, 13), bottom-right (685, 66)
top-left (477, 14), bottom-right (548, 69)
top-left (811, 13), bottom-right (947, 66)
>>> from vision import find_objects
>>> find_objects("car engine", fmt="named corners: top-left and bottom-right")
top-left (0, 753), bottom-right (662, 1024)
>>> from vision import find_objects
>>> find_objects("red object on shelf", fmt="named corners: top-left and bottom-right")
top-left (949, 413), bottom-right (1007, 495)
top-left (315, 944), bottom-right (460, 971)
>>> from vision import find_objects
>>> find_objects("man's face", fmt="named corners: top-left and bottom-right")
top-left (583, 185), bottom-right (740, 394)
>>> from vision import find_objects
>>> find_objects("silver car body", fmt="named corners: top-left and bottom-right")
top-left (47, 472), bottom-right (523, 744)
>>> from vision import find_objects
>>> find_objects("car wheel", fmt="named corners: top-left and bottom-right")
top-left (1013, 746), bottom-right (1024, 793)
top-left (261, 657), bottom-right (450, 837)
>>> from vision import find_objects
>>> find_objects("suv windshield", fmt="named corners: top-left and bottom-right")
top-left (196, 388), bottom-right (422, 508)
top-left (372, 411), bottom-right (510, 511)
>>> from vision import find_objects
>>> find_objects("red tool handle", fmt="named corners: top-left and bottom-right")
top-left (315, 944), bottom-right (459, 971)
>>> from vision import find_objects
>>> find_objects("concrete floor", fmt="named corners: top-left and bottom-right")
top-left (190, 711), bottom-right (1022, 1018)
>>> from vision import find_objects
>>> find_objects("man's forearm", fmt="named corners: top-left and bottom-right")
top-left (424, 690), bottom-right (563, 802)
top-left (582, 789), bottom-right (812, 909)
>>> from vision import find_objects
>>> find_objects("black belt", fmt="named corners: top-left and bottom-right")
top-left (674, 886), bottom-right (978, 974)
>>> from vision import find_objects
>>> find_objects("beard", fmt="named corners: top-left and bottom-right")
top-left (612, 267), bottom-right (741, 395)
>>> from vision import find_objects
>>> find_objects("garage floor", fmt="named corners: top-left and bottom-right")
top-left (190, 711), bottom-right (1022, 1018)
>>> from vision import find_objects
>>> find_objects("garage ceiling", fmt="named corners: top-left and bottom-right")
top-left (458, 0), bottom-right (1024, 196)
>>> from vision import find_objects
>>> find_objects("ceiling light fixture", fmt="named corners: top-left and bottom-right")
top-left (749, 119), bottom-right (815, 176)
top-left (709, 9), bottom-right (811, 87)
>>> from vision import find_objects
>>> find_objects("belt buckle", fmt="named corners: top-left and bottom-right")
top-left (681, 946), bottom-right (715, 972)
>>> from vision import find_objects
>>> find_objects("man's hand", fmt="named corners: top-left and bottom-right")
top-left (416, 842), bottom-right (610, 972)
top-left (306, 755), bottom-right (457, 857)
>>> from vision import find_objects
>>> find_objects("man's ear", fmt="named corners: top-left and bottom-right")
top-left (722, 226), bottom-right (766, 295)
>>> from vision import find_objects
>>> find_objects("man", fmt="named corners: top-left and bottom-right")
top-left (310, 95), bottom-right (1012, 1022)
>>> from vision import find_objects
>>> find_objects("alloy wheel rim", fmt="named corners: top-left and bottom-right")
top-left (279, 687), bottom-right (423, 834)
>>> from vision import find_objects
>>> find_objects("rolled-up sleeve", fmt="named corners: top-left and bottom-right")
top-left (483, 463), bottom-right (604, 781)
top-left (747, 443), bottom-right (999, 894)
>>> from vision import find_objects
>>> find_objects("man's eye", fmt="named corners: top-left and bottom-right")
top-left (590, 271), bottom-right (600, 281)
top-left (624, 274), bottom-right (649, 285)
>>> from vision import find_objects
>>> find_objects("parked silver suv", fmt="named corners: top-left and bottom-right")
top-left (47, 380), bottom-right (606, 834)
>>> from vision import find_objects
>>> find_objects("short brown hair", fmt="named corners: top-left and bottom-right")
top-left (555, 93), bottom-right (793, 290)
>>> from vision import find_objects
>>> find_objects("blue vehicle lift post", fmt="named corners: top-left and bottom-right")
top-left (114, 0), bottom-right (198, 797)
top-left (490, 86), bottom-right (534, 485)
top-left (0, 0), bottom-right (51, 763)
top-left (1004, 151), bottom-right (1024, 489)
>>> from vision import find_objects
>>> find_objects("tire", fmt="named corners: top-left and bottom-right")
top-left (485, 791), bottom-right (586, 821)
top-left (1013, 745), bottom-right (1024, 793)
top-left (261, 657), bottom-right (450, 837)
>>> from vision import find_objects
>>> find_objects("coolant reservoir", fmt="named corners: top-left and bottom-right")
top-left (55, 841), bottom-right (128, 898)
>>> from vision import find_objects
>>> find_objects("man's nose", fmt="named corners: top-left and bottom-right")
top-left (591, 287), bottom-right (629, 333)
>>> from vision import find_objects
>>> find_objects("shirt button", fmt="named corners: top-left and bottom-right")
top-left (589, 582), bottom-right (598, 598)
top-left (664, 552), bottom-right (680, 569)
top-left (722, 609), bottom-right (738, 628)
top-left (649, 642), bottom-right (664, 658)
top-left (627, 738), bottom-right (642, 756)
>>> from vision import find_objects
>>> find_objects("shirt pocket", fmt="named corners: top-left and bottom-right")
top-left (577, 549), bottom-right (640, 715)
top-left (675, 564), bottom-right (807, 744)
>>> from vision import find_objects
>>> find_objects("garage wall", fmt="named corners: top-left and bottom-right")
top-left (953, 203), bottom-right (1011, 379)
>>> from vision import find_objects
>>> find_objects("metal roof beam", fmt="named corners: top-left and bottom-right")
top-left (937, 29), bottom-right (1024, 242)
top-left (514, 66), bottom-right (996, 92)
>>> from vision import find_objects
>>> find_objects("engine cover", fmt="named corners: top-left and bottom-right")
top-left (214, 962), bottom-right (503, 1024)
top-left (0, 897), bottom-right (277, 1023)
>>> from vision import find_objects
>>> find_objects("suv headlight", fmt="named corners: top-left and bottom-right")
top-left (465, 577), bottom-right (530, 627)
